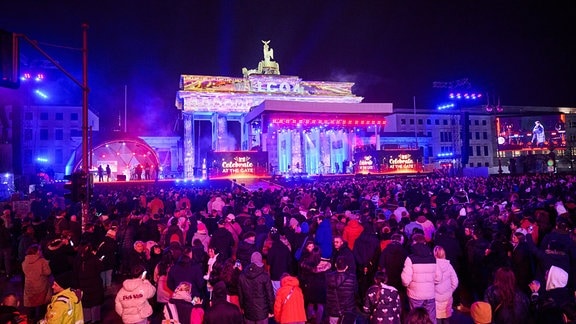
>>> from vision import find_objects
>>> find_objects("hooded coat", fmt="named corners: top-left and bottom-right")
top-left (44, 288), bottom-right (83, 324)
top-left (434, 258), bottom-right (459, 319)
top-left (114, 278), bottom-right (156, 324)
top-left (22, 253), bottom-right (52, 307)
top-left (530, 265), bottom-right (572, 324)
top-left (204, 281), bottom-right (243, 324)
top-left (167, 255), bottom-right (205, 299)
top-left (342, 220), bottom-right (364, 250)
top-left (274, 275), bottom-right (307, 323)
top-left (238, 263), bottom-right (275, 321)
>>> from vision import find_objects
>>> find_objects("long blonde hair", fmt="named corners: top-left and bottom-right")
top-left (433, 245), bottom-right (446, 259)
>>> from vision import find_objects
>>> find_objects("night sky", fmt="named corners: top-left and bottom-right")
top-left (1, 1), bottom-right (575, 135)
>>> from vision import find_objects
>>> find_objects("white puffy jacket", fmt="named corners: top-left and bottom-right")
top-left (115, 278), bottom-right (157, 324)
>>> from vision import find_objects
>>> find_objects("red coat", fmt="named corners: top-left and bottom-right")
top-left (343, 220), bottom-right (364, 250)
top-left (274, 275), bottom-right (307, 324)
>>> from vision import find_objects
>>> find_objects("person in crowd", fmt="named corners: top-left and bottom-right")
top-left (115, 265), bottom-right (156, 324)
top-left (203, 281), bottom-right (243, 324)
top-left (210, 219), bottom-right (235, 260)
top-left (267, 231), bottom-right (293, 293)
top-left (529, 265), bottom-right (573, 323)
top-left (314, 216), bottom-right (333, 259)
top-left (274, 273), bottom-right (307, 324)
top-left (378, 233), bottom-right (408, 292)
top-left (95, 226), bottom-right (117, 294)
top-left (167, 245), bottom-right (205, 300)
top-left (353, 222), bottom-right (381, 301)
top-left (154, 252), bottom-right (174, 317)
top-left (21, 244), bottom-right (52, 322)
top-left (326, 257), bottom-right (358, 324)
top-left (162, 281), bottom-right (195, 324)
top-left (0, 218), bottom-right (13, 279)
top-left (238, 252), bottom-right (275, 324)
top-left (164, 217), bottom-right (184, 247)
top-left (433, 245), bottom-right (459, 324)
top-left (223, 213), bottom-right (243, 247)
top-left (17, 225), bottom-right (36, 264)
top-left (401, 233), bottom-right (439, 324)
top-left (483, 267), bottom-right (529, 324)
top-left (191, 222), bottom-right (210, 252)
top-left (404, 307), bottom-right (433, 324)
top-left (43, 272), bottom-right (83, 324)
top-left (299, 245), bottom-right (330, 323)
top-left (43, 234), bottom-right (75, 277)
top-left (342, 212), bottom-right (363, 250)
top-left (236, 231), bottom-right (258, 269)
top-left (465, 227), bottom-right (491, 301)
top-left (204, 246), bottom-right (225, 299)
top-left (126, 240), bottom-right (148, 276)
top-left (219, 258), bottom-right (242, 308)
top-left (0, 293), bottom-right (27, 324)
top-left (330, 235), bottom-right (356, 274)
top-left (73, 242), bottom-right (104, 324)
top-left (362, 270), bottom-right (401, 324)
top-left (510, 231), bottom-right (533, 295)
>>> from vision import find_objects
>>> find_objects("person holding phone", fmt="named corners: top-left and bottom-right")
top-left (115, 265), bottom-right (156, 324)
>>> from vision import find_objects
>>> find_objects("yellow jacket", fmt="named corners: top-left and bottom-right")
top-left (45, 288), bottom-right (84, 324)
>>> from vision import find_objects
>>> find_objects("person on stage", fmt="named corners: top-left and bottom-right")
top-left (532, 120), bottom-right (545, 148)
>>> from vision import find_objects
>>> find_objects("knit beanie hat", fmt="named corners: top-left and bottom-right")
top-left (54, 272), bottom-right (74, 290)
top-left (251, 252), bottom-right (264, 267)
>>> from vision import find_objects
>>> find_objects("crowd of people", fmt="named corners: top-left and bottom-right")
top-left (0, 172), bottom-right (575, 324)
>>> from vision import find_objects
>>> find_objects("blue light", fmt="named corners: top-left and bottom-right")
top-left (34, 90), bottom-right (48, 99)
top-left (437, 152), bottom-right (454, 158)
top-left (36, 157), bottom-right (48, 163)
top-left (437, 103), bottom-right (455, 110)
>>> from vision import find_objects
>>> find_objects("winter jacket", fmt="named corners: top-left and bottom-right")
top-left (210, 228), bottom-right (235, 259)
top-left (43, 239), bottom-right (75, 277)
top-left (236, 239), bottom-right (257, 269)
top-left (378, 241), bottom-right (408, 290)
top-left (267, 239), bottom-right (293, 281)
top-left (95, 235), bottom-right (117, 271)
top-left (299, 259), bottom-right (330, 304)
top-left (21, 253), bottom-right (52, 307)
top-left (343, 220), bottom-right (364, 250)
top-left (362, 283), bottom-right (401, 324)
top-left (44, 288), bottom-right (83, 324)
top-left (353, 230), bottom-right (380, 271)
top-left (167, 255), bottom-right (205, 299)
top-left (73, 252), bottom-right (104, 308)
top-left (315, 219), bottom-right (333, 259)
top-left (165, 297), bottom-right (194, 324)
top-left (434, 258), bottom-right (458, 319)
top-left (530, 265), bottom-right (572, 324)
top-left (191, 231), bottom-right (210, 252)
top-left (238, 263), bottom-right (275, 321)
top-left (326, 270), bottom-right (357, 317)
top-left (401, 243), bottom-right (439, 300)
top-left (114, 278), bottom-right (156, 324)
top-left (273, 275), bottom-right (307, 323)
top-left (204, 281), bottom-right (243, 324)
top-left (484, 285), bottom-right (529, 324)
top-left (331, 244), bottom-right (356, 274)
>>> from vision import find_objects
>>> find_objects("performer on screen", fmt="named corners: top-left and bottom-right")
top-left (532, 120), bottom-right (545, 148)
